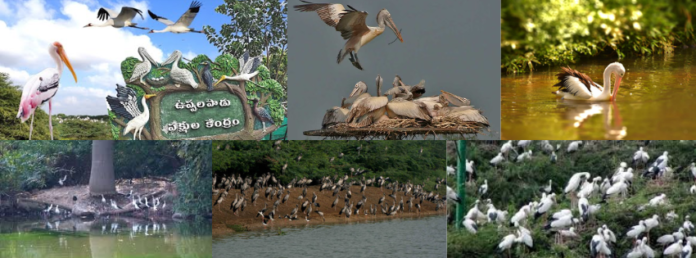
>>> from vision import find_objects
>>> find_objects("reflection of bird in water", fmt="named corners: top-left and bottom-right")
top-left (251, 98), bottom-right (274, 133)
top-left (557, 100), bottom-right (626, 139)
top-left (201, 61), bottom-right (214, 91)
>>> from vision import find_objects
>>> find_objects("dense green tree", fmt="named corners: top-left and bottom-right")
top-left (0, 73), bottom-right (51, 140)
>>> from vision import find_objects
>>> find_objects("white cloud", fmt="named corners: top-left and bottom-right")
top-left (183, 51), bottom-right (197, 60)
top-left (0, 66), bottom-right (31, 85)
top-left (0, 0), bottom-right (164, 115)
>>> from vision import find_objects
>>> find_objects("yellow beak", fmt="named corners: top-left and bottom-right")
top-left (58, 46), bottom-right (77, 83)
top-left (388, 18), bottom-right (403, 42)
top-left (144, 94), bottom-right (157, 100)
top-left (213, 75), bottom-right (227, 87)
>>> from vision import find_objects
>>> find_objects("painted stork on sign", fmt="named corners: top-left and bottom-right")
top-left (148, 1), bottom-right (203, 34)
top-left (214, 51), bottom-right (263, 85)
top-left (17, 42), bottom-right (77, 140)
top-left (106, 84), bottom-right (156, 140)
top-left (294, 1), bottom-right (403, 70)
top-left (83, 6), bottom-right (147, 30)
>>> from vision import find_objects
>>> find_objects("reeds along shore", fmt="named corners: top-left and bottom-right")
top-left (212, 176), bottom-right (446, 233)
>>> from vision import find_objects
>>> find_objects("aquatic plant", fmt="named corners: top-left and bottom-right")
top-left (502, 0), bottom-right (696, 73)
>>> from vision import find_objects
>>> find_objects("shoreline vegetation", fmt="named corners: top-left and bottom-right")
top-left (501, 0), bottom-right (696, 73)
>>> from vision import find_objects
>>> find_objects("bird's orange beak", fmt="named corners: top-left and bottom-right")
top-left (387, 17), bottom-right (403, 42)
top-left (611, 76), bottom-right (622, 101)
top-left (55, 42), bottom-right (77, 83)
top-left (144, 94), bottom-right (157, 100)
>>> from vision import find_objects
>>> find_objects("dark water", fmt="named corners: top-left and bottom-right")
top-left (502, 49), bottom-right (696, 140)
top-left (0, 217), bottom-right (211, 258)
top-left (213, 216), bottom-right (446, 258)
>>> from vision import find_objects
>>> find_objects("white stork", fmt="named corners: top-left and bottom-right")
top-left (490, 153), bottom-right (505, 166)
top-left (294, 1), bottom-right (403, 70)
top-left (148, 1), bottom-right (203, 34)
top-left (214, 51), bottom-right (263, 85)
top-left (17, 42), bottom-right (77, 140)
top-left (553, 62), bottom-right (626, 101)
top-left (83, 6), bottom-right (147, 30)
top-left (633, 147), bottom-right (650, 166)
top-left (105, 84), bottom-right (156, 140)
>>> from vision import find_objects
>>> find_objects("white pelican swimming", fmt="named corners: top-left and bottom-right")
top-left (553, 62), bottom-right (626, 101)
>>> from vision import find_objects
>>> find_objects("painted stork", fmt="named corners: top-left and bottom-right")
top-left (106, 84), bottom-right (156, 140)
top-left (214, 51), bottom-right (263, 85)
top-left (83, 6), bottom-right (147, 30)
top-left (294, 1), bottom-right (403, 70)
top-left (148, 1), bottom-right (203, 34)
top-left (553, 62), bottom-right (626, 101)
top-left (128, 47), bottom-right (159, 87)
top-left (250, 98), bottom-right (274, 133)
top-left (446, 186), bottom-right (461, 204)
top-left (17, 42), bottom-right (77, 140)
top-left (498, 234), bottom-right (516, 257)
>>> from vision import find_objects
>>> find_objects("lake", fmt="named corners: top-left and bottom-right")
top-left (0, 216), bottom-right (211, 258)
top-left (213, 215), bottom-right (445, 258)
top-left (501, 49), bottom-right (696, 139)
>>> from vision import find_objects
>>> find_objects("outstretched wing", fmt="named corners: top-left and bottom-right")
top-left (148, 10), bottom-right (175, 26)
top-left (97, 8), bottom-right (118, 21)
top-left (335, 5), bottom-right (369, 40)
top-left (294, 1), bottom-right (345, 27)
top-left (175, 1), bottom-right (202, 27)
top-left (106, 84), bottom-right (140, 120)
top-left (116, 7), bottom-right (144, 21)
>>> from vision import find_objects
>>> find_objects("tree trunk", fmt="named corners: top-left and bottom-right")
top-left (89, 140), bottom-right (116, 195)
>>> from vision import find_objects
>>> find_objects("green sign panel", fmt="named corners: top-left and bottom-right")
top-left (159, 91), bottom-right (245, 139)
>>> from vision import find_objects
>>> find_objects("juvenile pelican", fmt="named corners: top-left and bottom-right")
top-left (17, 42), bottom-right (77, 140)
top-left (294, 1), bottom-right (403, 70)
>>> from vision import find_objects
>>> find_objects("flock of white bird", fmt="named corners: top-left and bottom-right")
top-left (447, 141), bottom-right (696, 258)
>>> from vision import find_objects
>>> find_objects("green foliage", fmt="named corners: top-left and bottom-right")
top-left (0, 73), bottom-right (52, 140)
top-left (213, 141), bottom-right (446, 194)
top-left (121, 57), bottom-right (140, 81)
top-left (173, 141), bottom-right (212, 218)
top-left (213, 54), bottom-right (239, 78)
top-left (448, 140), bottom-right (696, 257)
top-left (502, 0), bottom-right (696, 73)
top-left (203, 0), bottom-right (288, 85)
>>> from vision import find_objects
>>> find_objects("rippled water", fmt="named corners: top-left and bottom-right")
top-left (0, 217), bottom-right (211, 258)
top-left (213, 216), bottom-right (445, 258)
top-left (502, 49), bottom-right (696, 139)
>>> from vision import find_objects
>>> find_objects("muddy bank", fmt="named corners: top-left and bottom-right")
top-left (10, 178), bottom-right (175, 220)
top-left (212, 184), bottom-right (445, 237)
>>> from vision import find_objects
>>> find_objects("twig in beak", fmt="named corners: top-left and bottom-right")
top-left (388, 29), bottom-right (403, 45)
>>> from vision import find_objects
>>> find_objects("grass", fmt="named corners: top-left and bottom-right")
top-left (226, 224), bottom-right (246, 232)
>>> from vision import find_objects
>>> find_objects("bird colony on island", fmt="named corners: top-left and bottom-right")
top-left (320, 75), bottom-right (489, 130)
top-left (447, 141), bottom-right (696, 258)
top-left (214, 141), bottom-right (445, 226)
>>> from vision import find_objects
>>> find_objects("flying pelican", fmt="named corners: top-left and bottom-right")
top-left (106, 84), bottom-right (157, 140)
top-left (148, 1), bottom-right (203, 34)
top-left (214, 51), bottom-right (263, 85)
top-left (83, 6), bottom-right (147, 30)
top-left (553, 62), bottom-right (626, 101)
top-left (250, 98), bottom-right (275, 133)
top-left (294, 1), bottom-right (403, 70)
top-left (17, 42), bottom-right (77, 140)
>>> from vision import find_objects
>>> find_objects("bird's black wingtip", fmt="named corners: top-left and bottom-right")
top-left (147, 10), bottom-right (160, 20)
top-left (190, 0), bottom-right (202, 9)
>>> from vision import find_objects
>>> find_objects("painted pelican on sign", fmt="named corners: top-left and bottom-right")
top-left (294, 1), bottom-right (403, 70)
top-left (17, 42), bottom-right (77, 140)
top-left (553, 62), bottom-right (625, 101)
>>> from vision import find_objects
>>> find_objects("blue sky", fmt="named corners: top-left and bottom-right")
top-left (0, 0), bottom-right (232, 115)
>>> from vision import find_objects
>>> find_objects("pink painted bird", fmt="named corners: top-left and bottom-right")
top-left (16, 42), bottom-right (77, 140)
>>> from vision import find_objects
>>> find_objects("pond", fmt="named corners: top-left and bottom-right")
top-left (212, 215), bottom-right (445, 258)
top-left (501, 49), bottom-right (696, 139)
top-left (0, 216), bottom-right (211, 258)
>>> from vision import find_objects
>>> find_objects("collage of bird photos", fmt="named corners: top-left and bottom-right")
top-left (2, 0), bottom-right (696, 258)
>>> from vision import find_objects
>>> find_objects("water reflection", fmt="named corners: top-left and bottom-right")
top-left (0, 217), bottom-right (211, 258)
top-left (501, 49), bottom-right (696, 139)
